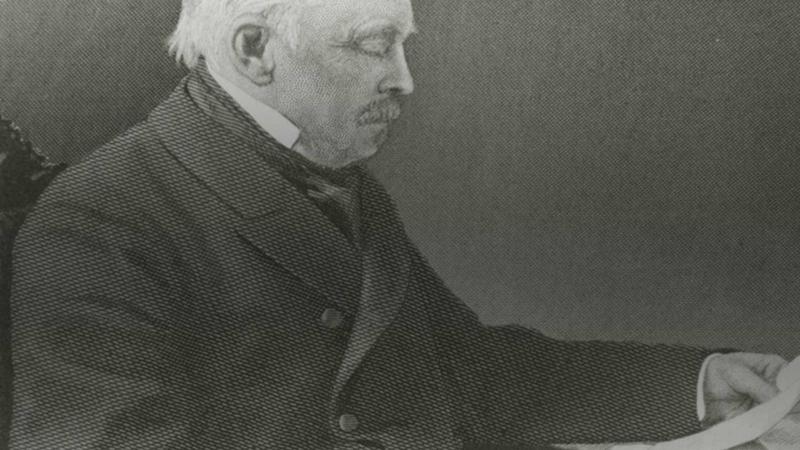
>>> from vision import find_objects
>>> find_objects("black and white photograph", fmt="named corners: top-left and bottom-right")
top-left (1, 1), bottom-right (800, 449)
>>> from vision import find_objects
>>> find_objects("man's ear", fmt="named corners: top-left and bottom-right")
top-left (229, 15), bottom-right (275, 86)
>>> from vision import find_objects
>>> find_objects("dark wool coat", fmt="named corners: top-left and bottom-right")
top-left (10, 69), bottom-right (712, 449)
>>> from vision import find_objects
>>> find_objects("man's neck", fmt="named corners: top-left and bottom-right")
top-left (203, 62), bottom-right (362, 173)
top-left (208, 67), bottom-right (301, 150)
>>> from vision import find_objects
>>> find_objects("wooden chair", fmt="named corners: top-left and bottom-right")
top-left (0, 116), bottom-right (66, 448)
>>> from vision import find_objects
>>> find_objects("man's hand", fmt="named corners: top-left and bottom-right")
top-left (703, 352), bottom-right (788, 425)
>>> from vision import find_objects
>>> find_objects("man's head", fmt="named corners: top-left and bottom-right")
top-left (169, 0), bottom-right (416, 168)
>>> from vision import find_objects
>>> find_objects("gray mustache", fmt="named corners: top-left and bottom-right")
top-left (357, 99), bottom-right (401, 125)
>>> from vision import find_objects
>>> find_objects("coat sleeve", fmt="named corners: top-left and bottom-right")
top-left (413, 251), bottom-right (713, 446)
top-left (10, 189), bottom-right (203, 449)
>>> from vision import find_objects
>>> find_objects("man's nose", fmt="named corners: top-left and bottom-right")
top-left (379, 45), bottom-right (415, 96)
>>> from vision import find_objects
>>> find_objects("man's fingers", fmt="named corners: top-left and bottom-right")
top-left (764, 355), bottom-right (789, 379)
top-left (728, 365), bottom-right (780, 404)
top-left (741, 353), bottom-right (788, 376)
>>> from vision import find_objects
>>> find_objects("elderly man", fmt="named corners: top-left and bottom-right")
top-left (9, 0), bottom-right (787, 448)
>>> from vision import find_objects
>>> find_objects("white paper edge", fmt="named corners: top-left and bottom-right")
top-left (612, 356), bottom-right (800, 450)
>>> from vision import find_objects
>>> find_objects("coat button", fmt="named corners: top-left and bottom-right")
top-left (338, 413), bottom-right (360, 432)
top-left (320, 308), bottom-right (345, 329)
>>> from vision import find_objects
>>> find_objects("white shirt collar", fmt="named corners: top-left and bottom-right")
top-left (209, 68), bottom-right (301, 149)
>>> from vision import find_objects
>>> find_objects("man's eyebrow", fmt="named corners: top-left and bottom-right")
top-left (351, 21), bottom-right (417, 41)
top-left (351, 24), bottom-right (399, 40)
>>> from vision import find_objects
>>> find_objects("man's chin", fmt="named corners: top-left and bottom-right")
top-left (322, 144), bottom-right (379, 169)
top-left (346, 125), bottom-right (388, 159)
top-left (373, 124), bottom-right (390, 145)
top-left (345, 145), bottom-right (380, 167)
top-left (361, 122), bottom-right (391, 148)
top-left (300, 127), bottom-right (385, 168)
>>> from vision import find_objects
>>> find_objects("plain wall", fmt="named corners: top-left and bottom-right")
top-left (2, 0), bottom-right (799, 356)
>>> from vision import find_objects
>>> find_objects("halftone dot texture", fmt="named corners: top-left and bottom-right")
top-left (2, 0), bottom-right (800, 357)
top-left (8, 69), bottom-right (718, 448)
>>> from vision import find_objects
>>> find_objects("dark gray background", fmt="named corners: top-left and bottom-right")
top-left (2, 0), bottom-right (799, 356)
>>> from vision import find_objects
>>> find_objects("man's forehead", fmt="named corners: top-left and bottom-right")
top-left (304, 0), bottom-right (411, 9)
top-left (304, 0), bottom-right (415, 35)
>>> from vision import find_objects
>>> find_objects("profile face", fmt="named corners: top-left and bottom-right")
top-left (273, 0), bottom-right (416, 167)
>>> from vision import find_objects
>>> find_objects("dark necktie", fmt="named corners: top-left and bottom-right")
top-left (282, 167), bottom-right (363, 249)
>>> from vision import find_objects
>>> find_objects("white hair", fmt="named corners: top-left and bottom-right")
top-left (168, 0), bottom-right (307, 69)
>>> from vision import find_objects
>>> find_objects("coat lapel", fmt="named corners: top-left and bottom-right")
top-left (332, 174), bottom-right (412, 401)
top-left (149, 72), bottom-right (363, 311)
top-left (235, 210), bottom-right (363, 313)
top-left (152, 69), bottom-right (413, 400)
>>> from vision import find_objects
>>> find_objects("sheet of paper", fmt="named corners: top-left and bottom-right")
top-left (777, 356), bottom-right (800, 393)
top-left (611, 356), bottom-right (800, 450)
top-left (757, 412), bottom-right (800, 450)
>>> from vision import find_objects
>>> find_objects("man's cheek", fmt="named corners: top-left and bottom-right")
top-left (321, 54), bottom-right (382, 88)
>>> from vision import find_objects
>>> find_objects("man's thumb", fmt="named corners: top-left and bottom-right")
top-left (732, 366), bottom-right (779, 404)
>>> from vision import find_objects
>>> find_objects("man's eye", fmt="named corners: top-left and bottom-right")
top-left (356, 39), bottom-right (391, 57)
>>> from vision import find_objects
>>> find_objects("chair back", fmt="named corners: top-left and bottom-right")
top-left (0, 116), bottom-right (66, 448)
